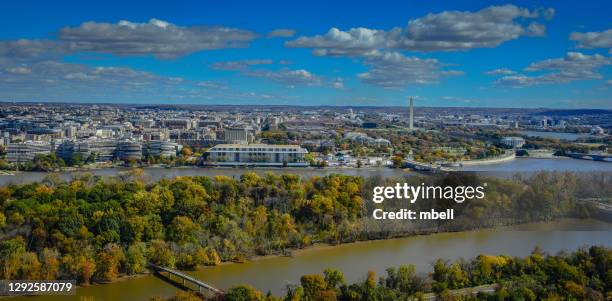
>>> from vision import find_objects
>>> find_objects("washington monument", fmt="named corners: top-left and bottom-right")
top-left (408, 96), bottom-right (414, 130)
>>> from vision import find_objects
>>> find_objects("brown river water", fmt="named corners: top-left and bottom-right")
top-left (8, 218), bottom-right (611, 301)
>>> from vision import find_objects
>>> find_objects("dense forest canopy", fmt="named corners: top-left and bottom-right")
top-left (0, 170), bottom-right (609, 287)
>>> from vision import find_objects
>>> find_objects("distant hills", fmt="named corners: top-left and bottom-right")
top-left (533, 109), bottom-right (612, 116)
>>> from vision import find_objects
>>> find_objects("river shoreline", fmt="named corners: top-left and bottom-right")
top-left (1, 153), bottom-right (606, 176)
top-left (229, 216), bottom-right (612, 263)
top-left (1, 160), bottom-right (610, 299)
top-left (456, 151), bottom-right (516, 166)
top-left (1, 156), bottom-right (610, 188)
top-left (5, 218), bottom-right (610, 301)
top-left (7, 217), bottom-right (605, 299)
top-left (1, 165), bottom-right (396, 176)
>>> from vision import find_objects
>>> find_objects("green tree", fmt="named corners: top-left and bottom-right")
top-left (95, 243), bottom-right (125, 282)
top-left (391, 155), bottom-right (404, 168)
top-left (167, 216), bottom-right (199, 244)
top-left (323, 268), bottom-right (346, 289)
top-left (0, 237), bottom-right (26, 279)
top-left (39, 248), bottom-right (60, 280)
top-left (300, 274), bottom-right (327, 301)
top-left (125, 243), bottom-right (147, 275)
top-left (148, 240), bottom-right (175, 268)
top-left (225, 285), bottom-right (264, 301)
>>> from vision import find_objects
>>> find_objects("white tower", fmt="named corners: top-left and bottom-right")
top-left (409, 96), bottom-right (414, 130)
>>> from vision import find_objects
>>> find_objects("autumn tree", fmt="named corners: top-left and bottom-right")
top-left (225, 285), bottom-right (264, 301)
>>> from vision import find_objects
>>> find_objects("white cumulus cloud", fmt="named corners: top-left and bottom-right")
top-left (287, 5), bottom-right (552, 55)
top-left (496, 52), bottom-right (611, 87)
top-left (570, 29), bottom-right (612, 53)
top-left (484, 68), bottom-right (516, 75)
top-left (357, 51), bottom-right (463, 88)
top-left (58, 18), bottom-right (257, 58)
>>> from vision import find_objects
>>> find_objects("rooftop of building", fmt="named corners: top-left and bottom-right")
top-left (211, 143), bottom-right (303, 148)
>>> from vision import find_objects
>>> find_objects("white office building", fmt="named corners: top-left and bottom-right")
top-left (143, 140), bottom-right (181, 158)
top-left (501, 136), bottom-right (525, 148)
top-left (207, 144), bottom-right (308, 167)
top-left (7, 141), bottom-right (52, 163)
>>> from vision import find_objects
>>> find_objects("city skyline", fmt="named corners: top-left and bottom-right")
top-left (1, 1), bottom-right (611, 108)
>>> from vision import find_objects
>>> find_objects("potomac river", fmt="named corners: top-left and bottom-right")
top-left (3, 158), bottom-right (611, 300)
top-left (0, 157), bottom-right (610, 186)
top-left (9, 218), bottom-right (611, 301)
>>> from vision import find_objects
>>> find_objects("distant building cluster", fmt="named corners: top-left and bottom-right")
top-left (0, 103), bottom-right (607, 167)
top-left (7, 138), bottom-right (183, 164)
top-left (344, 132), bottom-right (391, 147)
top-left (0, 104), bottom-right (304, 166)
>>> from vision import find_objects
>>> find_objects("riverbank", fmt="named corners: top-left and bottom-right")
top-left (0, 164), bottom-right (395, 175)
top-left (1, 166), bottom-right (610, 300)
top-left (457, 151), bottom-right (516, 166)
top-left (12, 217), bottom-right (608, 299)
top-left (265, 217), bottom-right (612, 259)
top-left (0, 157), bottom-right (610, 191)
top-left (517, 130), bottom-right (602, 141)
top-left (7, 218), bottom-right (610, 301)
top-left (0, 166), bottom-right (414, 187)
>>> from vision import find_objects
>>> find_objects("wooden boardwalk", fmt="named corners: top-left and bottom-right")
top-left (148, 263), bottom-right (223, 295)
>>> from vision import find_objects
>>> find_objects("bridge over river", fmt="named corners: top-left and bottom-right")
top-left (149, 260), bottom-right (503, 300)
top-left (148, 263), bottom-right (223, 296)
top-left (565, 152), bottom-right (612, 162)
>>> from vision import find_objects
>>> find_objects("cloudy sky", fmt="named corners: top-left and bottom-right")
top-left (0, 0), bottom-right (610, 108)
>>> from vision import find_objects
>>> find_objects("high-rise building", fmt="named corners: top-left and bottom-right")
top-left (65, 126), bottom-right (77, 139)
top-left (0, 132), bottom-right (9, 146)
top-left (224, 127), bottom-right (249, 144)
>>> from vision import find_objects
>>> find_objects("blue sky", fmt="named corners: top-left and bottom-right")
top-left (0, 0), bottom-right (610, 108)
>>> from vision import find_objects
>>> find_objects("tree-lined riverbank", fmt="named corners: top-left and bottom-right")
top-left (1, 171), bottom-right (610, 300)
top-left (211, 245), bottom-right (611, 301)
top-left (8, 219), bottom-right (611, 301)
top-left (0, 157), bottom-right (610, 187)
